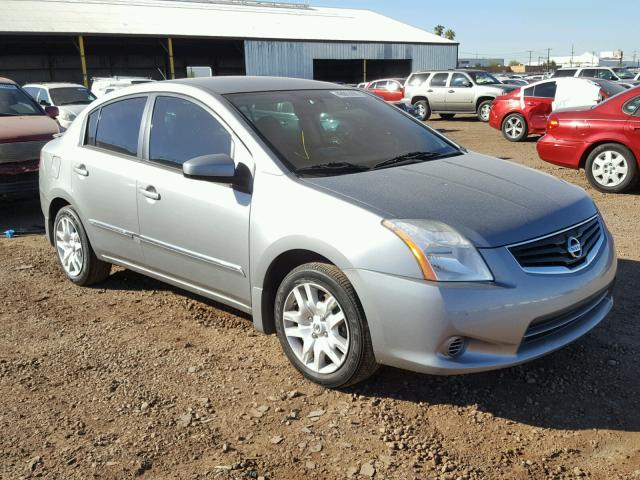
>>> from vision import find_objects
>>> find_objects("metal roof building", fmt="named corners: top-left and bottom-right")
top-left (0, 0), bottom-right (458, 85)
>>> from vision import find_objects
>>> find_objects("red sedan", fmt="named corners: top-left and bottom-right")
top-left (366, 78), bottom-right (406, 102)
top-left (537, 87), bottom-right (640, 193)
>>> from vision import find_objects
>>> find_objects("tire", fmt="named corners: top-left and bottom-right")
top-left (477, 100), bottom-right (493, 122)
top-left (585, 143), bottom-right (639, 193)
top-left (412, 100), bottom-right (431, 121)
top-left (439, 113), bottom-right (455, 120)
top-left (274, 262), bottom-right (378, 388)
top-left (501, 113), bottom-right (528, 142)
top-left (53, 206), bottom-right (111, 286)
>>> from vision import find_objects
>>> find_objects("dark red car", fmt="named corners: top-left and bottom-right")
top-left (537, 86), bottom-right (640, 193)
top-left (489, 78), bottom-right (625, 142)
top-left (0, 77), bottom-right (60, 197)
top-left (366, 78), bottom-right (406, 102)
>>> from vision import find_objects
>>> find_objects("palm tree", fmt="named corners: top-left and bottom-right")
top-left (444, 29), bottom-right (456, 41)
top-left (434, 24), bottom-right (445, 36)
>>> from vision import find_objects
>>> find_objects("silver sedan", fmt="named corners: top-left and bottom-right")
top-left (39, 77), bottom-right (617, 387)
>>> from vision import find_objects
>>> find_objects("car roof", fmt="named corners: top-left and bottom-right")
top-left (168, 76), bottom-right (344, 94)
top-left (0, 77), bottom-right (17, 84)
top-left (24, 82), bottom-right (86, 89)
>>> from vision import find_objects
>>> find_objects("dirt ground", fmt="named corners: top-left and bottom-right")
top-left (1, 117), bottom-right (639, 480)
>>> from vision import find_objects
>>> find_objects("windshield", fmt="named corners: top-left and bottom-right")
top-left (0, 83), bottom-right (43, 116)
top-left (467, 71), bottom-right (500, 85)
top-left (226, 89), bottom-right (460, 175)
top-left (612, 68), bottom-right (635, 79)
top-left (49, 87), bottom-right (96, 106)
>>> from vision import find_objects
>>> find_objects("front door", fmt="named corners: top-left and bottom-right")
top-left (70, 95), bottom-right (148, 264)
top-left (446, 73), bottom-right (476, 112)
top-left (136, 95), bottom-right (252, 310)
top-left (525, 81), bottom-right (556, 132)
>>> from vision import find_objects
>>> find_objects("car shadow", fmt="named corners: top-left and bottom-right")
top-left (346, 258), bottom-right (640, 433)
top-left (435, 129), bottom-right (461, 134)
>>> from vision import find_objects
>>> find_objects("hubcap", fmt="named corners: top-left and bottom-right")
top-left (282, 282), bottom-right (350, 374)
top-left (505, 116), bottom-right (524, 138)
top-left (592, 150), bottom-right (628, 187)
top-left (55, 217), bottom-right (83, 277)
top-left (416, 103), bottom-right (426, 118)
top-left (480, 104), bottom-right (491, 121)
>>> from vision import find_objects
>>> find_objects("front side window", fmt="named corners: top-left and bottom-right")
top-left (430, 73), bottom-right (449, 87)
top-left (49, 87), bottom-right (96, 106)
top-left (466, 71), bottom-right (500, 85)
top-left (149, 96), bottom-right (232, 167)
top-left (533, 82), bottom-right (557, 98)
top-left (596, 69), bottom-right (615, 80)
top-left (450, 73), bottom-right (471, 87)
top-left (94, 97), bottom-right (146, 156)
top-left (0, 83), bottom-right (43, 116)
top-left (622, 96), bottom-right (640, 115)
top-left (226, 89), bottom-right (461, 176)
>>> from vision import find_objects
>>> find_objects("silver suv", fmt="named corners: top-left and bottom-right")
top-left (404, 69), bottom-right (517, 121)
top-left (40, 77), bottom-right (616, 387)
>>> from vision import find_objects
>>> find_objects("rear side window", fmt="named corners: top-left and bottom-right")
top-left (149, 96), bottom-right (232, 167)
top-left (407, 73), bottom-right (430, 86)
top-left (523, 86), bottom-right (535, 97)
top-left (430, 73), bottom-right (448, 87)
top-left (94, 97), bottom-right (146, 156)
top-left (622, 96), bottom-right (640, 115)
top-left (553, 69), bottom-right (577, 78)
top-left (579, 69), bottom-right (597, 78)
top-left (533, 82), bottom-right (557, 98)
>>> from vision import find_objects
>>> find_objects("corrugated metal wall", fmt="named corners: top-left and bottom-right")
top-left (244, 40), bottom-right (457, 79)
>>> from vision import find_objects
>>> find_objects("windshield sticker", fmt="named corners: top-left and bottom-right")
top-left (330, 90), bottom-right (367, 98)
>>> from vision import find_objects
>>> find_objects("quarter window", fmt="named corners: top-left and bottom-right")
top-left (94, 97), bottom-right (146, 156)
top-left (407, 73), bottom-right (430, 86)
top-left (85, 109), bottom-right (99, 146)
top-left (622, 96), bottom-right (640, 115)
top-left (523, 86), bottom-right (535, 97)
top-left (430, 73), bottom-right (449, 87)
top-left (149, 96), bottom-right (232, 167)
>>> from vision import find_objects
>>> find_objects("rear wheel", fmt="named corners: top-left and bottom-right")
top-left (477, 100), bottom-right (493, 122)
top-left (502, 113), bottom-right (528, 142)
top-left (54, 206), bottom-right (111, 286)
top-left (412, 100), bottom-right (431, 121)
top-left (585, 143), bottom-right (638, 193)
top-left (274, 262), bottom-right (378, 388)
top-left (439, 113), bottom-right (455, 120)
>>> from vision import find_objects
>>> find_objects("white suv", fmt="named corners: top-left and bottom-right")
top-left (23, 82), bottom-right (96, 129)
top-left (552, 66), bottom-right (638, 84)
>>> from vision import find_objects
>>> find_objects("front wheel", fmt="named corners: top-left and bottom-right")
top-left (274, 262), bottom-right (378, 388)
top-left (502, 113), bottom-right (528, 142)
top-left (477, 100), bottom-right (493, 122)
top-left (585, 143), bottom-right (639, 193)
top-left (54, 206), bottom-right (111, 285)
top-left (412, 100), bottom-right (431, 121)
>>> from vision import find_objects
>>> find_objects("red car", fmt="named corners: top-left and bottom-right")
top-left (366, 78), bottom-right (406, 102)
top-left (489, 78), bottom-right (625, 142)
top-left (0, 78), bottom-right (60, 197)
top-left (537, 87), bottom-right (640, 193)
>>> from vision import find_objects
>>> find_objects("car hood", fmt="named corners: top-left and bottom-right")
top-left (303, 153), bottom-right (597, 248)
top-left (58, 104), bottom-right (88, 116)
top-left (0, 115), bottom-right (59, 143)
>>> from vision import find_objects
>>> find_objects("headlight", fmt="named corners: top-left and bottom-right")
top-left (382, 219), bottom-right (493, 282)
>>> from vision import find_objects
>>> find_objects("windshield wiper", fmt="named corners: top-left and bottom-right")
top-left (296, 162), bottom-right (370, 175)
top-left (373, 151), bottom-right (447, 170)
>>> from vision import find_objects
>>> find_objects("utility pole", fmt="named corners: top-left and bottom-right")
top-left (527, 50), bottom-right (533, 66)
top-left (546, 48), bottom-right (551, 71)
top-left (570, 44), bottom-right (574, 67)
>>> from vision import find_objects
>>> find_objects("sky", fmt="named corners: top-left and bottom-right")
top-left (309, 0), bottom-right (639, 63)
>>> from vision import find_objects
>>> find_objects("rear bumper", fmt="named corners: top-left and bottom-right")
top-left (537, 134), bottom-right (585, 169)
top-left (488, 106), bottom-right (501, 130)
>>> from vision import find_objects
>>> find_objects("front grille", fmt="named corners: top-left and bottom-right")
top-left (0, 140), bottom-right (48, 164)
top-left (522, 291), bottom-right (610, 344)
top-left (508, 216), bottom-right (603, 272)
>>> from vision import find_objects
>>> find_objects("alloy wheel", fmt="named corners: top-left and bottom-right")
top-left (479, 104), bottom-right (491, 121)
top-left (504, 116), bottom-right (524, 139)
top-left (55, 216), bottom-right (84, 277)
top-left (282, 282), bottom-right (350, 374)
top-left (591, 150), bottom-right (629, 187)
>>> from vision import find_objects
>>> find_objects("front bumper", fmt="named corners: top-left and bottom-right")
top-left (345, 228), bottom-right (616, 375)
top-left (0, 160), bottom-right (40, 196)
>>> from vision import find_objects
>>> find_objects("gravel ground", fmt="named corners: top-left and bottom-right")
top-left (1, 117), bottom-right (639, 480)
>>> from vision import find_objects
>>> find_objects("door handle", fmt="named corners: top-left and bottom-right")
top-left (427, 89), bottom-right (434, 93)
top-left (73, 164), bottom-right (88, 176)
top-left (139, 186), bottom-right (161, 200)
top-left (448, 90), bottom-right (455, 93)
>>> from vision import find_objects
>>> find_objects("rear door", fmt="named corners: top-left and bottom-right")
top-left (524, 81), bottom-right (556, 131)
top-left (623, 95), bottom-right (640, 150)
top-left (136, 94), bottom-right (252, 309)
top-left (446, 72), bottom-right (475, 111)
top-left (71, 96), bottom-right (148, 264)
top-left (427, 72), bottom-right (450, 110)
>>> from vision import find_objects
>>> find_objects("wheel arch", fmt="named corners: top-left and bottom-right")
top-left (476, 96), bottom-right (495, 111)
top-left (410, 95), bottom-right (429, 106)
top-left (579, 139), bottom-right (636, 169)
top-left (46, 192), bottom-right (76, 245)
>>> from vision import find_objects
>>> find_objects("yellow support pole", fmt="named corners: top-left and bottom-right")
top-left (168, 37), bottom-right (175, 79)
top-left (78, 35), bottom-right (88, 88)
top-left (363, 58), bottom-right (367, 83)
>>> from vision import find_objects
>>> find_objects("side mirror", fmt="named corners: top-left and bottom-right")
top-left (44, 106), bottom-right (59, 119)
top-left (182, 153), bottom-right (252, 193)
